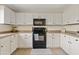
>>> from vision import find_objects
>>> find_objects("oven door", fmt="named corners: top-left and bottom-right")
top-left (33, 28), bottom-right (46, 48)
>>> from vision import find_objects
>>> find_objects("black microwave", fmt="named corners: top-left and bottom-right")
top-left (33, 19), bottom-right (46, 26)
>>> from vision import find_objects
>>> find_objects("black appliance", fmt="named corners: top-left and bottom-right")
top-left (33, 28), bottom-right (46, 48)
top-left (33, 19), bottom-right (46, 26)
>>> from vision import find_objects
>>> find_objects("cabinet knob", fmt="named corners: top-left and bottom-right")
top-left (52, 37), bottom-right (54, 39)
top-left (75, 39), bottom-right (78, 41)
top-left (11, 41), bottom-right (13, 42)
top-left (1, 45), bottom-right (3, 47)
top-left (25, 38), bottom-right (27, 39)
top-left (68, 41), bottom-right (72, 44)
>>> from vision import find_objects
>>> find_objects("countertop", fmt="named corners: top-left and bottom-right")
top-left (47, 30), bottom-right (61, 33)
top-left (0, 30), bottom-right (79, 39)
top-left (61, 31), bottom-right (79, 38)
top-left (0, 32), bottom-right (16, 39)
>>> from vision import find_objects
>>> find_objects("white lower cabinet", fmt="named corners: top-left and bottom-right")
top-left (53, 33), bottom-right (60, 47)
top-left (69, 36), bottom-right (79, 55)
top-left (0, 34), bottom-right (18, 55)
top-left (0, 36), bottom-right (10, 55)
top-left (10, 34), bottom-right (17, 53)
top-left (60, 34), bottom-right (71, 54)
top-left (18, 33), bottom-right (32, 48)
top-left (47, 33), bottom-right (60, 48)
top-left (47, 33), bottom-right (53, 48)
top-left (61, 34), bottom-right (79, 55)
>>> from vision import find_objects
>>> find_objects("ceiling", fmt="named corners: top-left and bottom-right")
top-left (5, 4), bottom-right (68, 13)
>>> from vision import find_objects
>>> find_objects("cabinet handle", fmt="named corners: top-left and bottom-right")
top-left (24, 38), bottom-right (27, 39)
top-left (68, 41), bottom-right (72, 44)
top-left (75, 39), bottom-right (78, 41)
top-left (52, 37), bottom-right (54, 39)
top-left (11, 41), bottom-right (13, 42)
top-left (1, 45), bottom-right (3, 47)
top-left (67, 21), bottom-right (69, 23)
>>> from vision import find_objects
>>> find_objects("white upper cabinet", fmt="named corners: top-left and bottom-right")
top-left (45, 14), bottom-right (53, 25)
top-left (0, 6), bottom-right (4, 23)
top-left (63, 5), bottom-right (79, 24)
top-left (16, 13), bottom-right (33, 25)
top-left (0, 5), bottom-right (15, 24)
top-left (10, 10), bottom-right (15, 24)
top-left (16, 13), bottom-right (25, 25)
top-left (15, 13), bottom-right (63, 25)
top-left (43, 13), bottom-right (62, 25)
top-left (53, 13), bottom-right (63, 25)
top-left (4, 7), bottom-right (11, 24)
top-left (25, 13), bottom-right (33, 25)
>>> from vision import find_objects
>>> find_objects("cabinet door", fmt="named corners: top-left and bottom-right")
top-left (0, 6), bottom-right (4, 24)
top-left (64, 35), bottom-right (72, 54)
top-left (4, 7), bottom-right (10, 24)
top-left (47, 33), bottom-right (53, 48)
top-left (10, 34), bottom-right (17, 53)
top-left (18, 33), bottom-right (32, 48)
top-left (60, 34), bottom-right (66, 48)
top-left (53, 14), bottom-right (62, 25)
top-left (60, 34), bottom-right (71, 54)
top-left (14, 34), bottom-right (18, 49)
top-left (16, 13), bottom-right (25, 25)
top-left (10, 10), bottom-right (15, 24)
top-left (24, 33), bottom-right (32, 48)
top-left (25, 14), bottom-right (33, 25)
top-left (0, 37), bottom-right (10, 55)
top-left (45, 14), bottom-right (53, 25)
top-left (70, 37), bottom-right (79, 55)
top-left (52, 33), bottom-right (60, 47)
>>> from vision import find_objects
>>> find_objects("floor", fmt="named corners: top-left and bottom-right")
top-left (12, 48), bottom-right (67, 55)
top-left (31, 49), bottom-right (53, 55)
top-left (12, 48), bottom-right (32, 55)
top-left (51, 48), bottom-right (67, 55)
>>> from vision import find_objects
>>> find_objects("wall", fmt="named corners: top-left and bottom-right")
top-left (0, 5), bottom-right (4, 23)
top-left (63, 25), bottom-right (79, 31)
top-left (16, 26), bottom-right (32, 31)
top-left (0, 24), bottom-right (12, 32)
top-left (16, 25), bottom-right (62, 31)
top-left (63, 5), bottom-right (79, 32)
top-left (47, 26), bottom-right (62, 31)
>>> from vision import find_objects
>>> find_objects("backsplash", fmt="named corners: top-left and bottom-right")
top-left (16, 26), bottom-right (62, 31)
top-left (64, 25), bottom-right (79, 31)
top-left (0, 24), bottom-right (12, 32)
